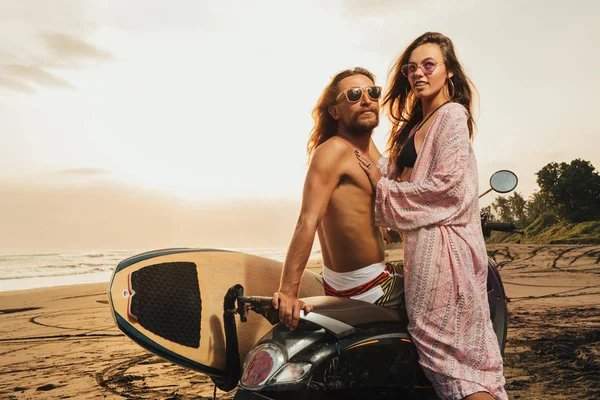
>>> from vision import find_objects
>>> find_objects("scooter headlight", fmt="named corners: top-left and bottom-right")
top-left (240, 343), bottom-right (286, 389)
top-left (270, 362), bottom-right (312, 384)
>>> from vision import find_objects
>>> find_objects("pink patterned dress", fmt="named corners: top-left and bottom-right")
top-left (375, 103), bottom-right (507, 399)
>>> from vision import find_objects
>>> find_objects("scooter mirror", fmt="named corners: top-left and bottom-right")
top-left (490, 170), bottom-right (518, 193)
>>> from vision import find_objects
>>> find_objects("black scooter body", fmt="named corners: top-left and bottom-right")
top-left (232, 260), bottom-right (507, 400)
top-left (235, 323), bottom-right (432, 399)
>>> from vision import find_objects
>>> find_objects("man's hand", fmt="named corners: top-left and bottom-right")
top-left (272, 292), bottom-right (313, 331)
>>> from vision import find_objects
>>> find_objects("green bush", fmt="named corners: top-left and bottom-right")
top-left (487, 218), bottom-right (600, 244)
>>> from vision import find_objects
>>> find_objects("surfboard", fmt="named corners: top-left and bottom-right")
top-left (107, 248), bottom-right (324, 377)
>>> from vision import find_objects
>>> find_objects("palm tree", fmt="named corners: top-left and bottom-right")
top-left (492, 196), bottom-right (512, 221)
top-left (525, 191), bottom-right (553, 223)
top-left (508, 192), bottom-right (527, 224)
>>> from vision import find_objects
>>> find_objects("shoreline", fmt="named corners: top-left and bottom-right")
top-left (0, 271), bottom-right (113, 293)
top-left (0, 247), bottom-right (329, 293)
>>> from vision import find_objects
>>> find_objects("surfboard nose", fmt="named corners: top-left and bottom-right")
top-left (128, 261), bottom-right (202, 348)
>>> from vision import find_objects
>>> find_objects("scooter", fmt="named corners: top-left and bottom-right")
top-left (213, 170), bottom-right (522, 399)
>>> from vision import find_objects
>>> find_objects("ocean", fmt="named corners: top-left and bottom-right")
top-left (0, 248), bottom-right (322, 292)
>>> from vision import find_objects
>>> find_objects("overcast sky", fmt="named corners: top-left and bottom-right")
top-left (1, 0), bottom-right (598, 251)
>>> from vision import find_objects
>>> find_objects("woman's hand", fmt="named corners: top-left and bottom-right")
top-left (381, 227), bottom-right (393, 244)
top-left (355, 150), bottom-right (382, 190)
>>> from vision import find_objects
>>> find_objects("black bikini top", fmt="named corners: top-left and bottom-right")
top-left (397, 134), bottom-right (418, 170)
top-left (395, 101), bottom-right (451, 172)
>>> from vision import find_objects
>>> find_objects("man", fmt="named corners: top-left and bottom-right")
top-left (272, 67), bottom-right (403, 330)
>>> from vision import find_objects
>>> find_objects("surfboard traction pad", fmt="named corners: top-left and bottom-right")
top-left (129, 261), bottom-right (201, 348)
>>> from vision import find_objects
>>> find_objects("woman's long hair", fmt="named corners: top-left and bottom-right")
top-left (384, 32), bottom-right (477, 171)
top-left (307, 67), bottom-right (376, 159)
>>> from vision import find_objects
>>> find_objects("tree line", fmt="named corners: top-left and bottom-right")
top-left (482, 159), bottom-right (600, 226)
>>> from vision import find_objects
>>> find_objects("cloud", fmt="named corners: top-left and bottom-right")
top-left (0, 179), bottom-right (302, 252)
top-left (0, 2), bottom-right (113, 94)
top-left (1, 64), bottom-right (74, 89)
top-left (0, 75), bottom-right (35, 93)
top-left (40, 32), bottom-right (113, 61)
top-left (340, 0), bottom-right (413, 15)
top-left (60, 168), bottom-right (109, 176)
top-left (0, 33), bottom-right (114, 93)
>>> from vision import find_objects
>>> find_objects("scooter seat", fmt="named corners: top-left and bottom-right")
top-left (300, 296), bottom-right (404, 327)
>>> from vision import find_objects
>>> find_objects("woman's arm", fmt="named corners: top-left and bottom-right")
top-left (374, 105), bottom-right (475, 231)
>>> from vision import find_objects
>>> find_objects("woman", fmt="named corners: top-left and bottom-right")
top-left (355, 32), bottom-right (507, 400)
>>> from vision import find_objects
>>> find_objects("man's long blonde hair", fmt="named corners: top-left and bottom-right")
top-left (306, 67), bottom-right (376, 159)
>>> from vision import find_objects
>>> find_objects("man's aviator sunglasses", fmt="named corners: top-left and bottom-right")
top-left (335, 86), bottom-right (382, 103)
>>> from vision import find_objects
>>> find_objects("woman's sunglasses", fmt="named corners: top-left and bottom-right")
top-left (335, 86), bottom-right (382, 103)
top-left (401, 58), bottom-right (444, 78)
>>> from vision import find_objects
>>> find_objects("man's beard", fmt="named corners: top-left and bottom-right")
top-left (344, 110), bottom-right (379, 136)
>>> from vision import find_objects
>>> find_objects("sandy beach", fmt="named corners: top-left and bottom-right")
top-left (1, 245), bottom-right (598, 399)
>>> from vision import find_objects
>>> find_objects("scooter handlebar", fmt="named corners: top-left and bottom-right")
top-left (485, 221), bottom-right (521, 233)
top-left (486, 222), bottom-right (514, 231)
top-left (238, 295), bottom-right (273, 306)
